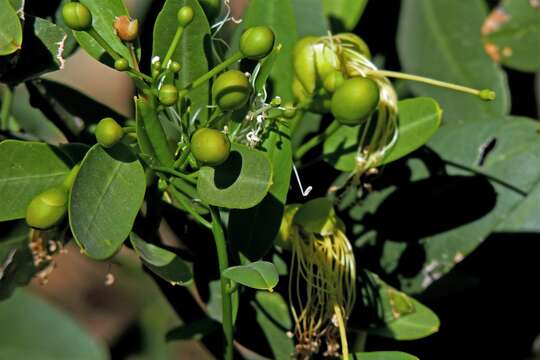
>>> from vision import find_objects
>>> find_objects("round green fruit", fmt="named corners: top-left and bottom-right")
top-left (158, 84), bottom-right (179, 106)
top-left (212, 70), bottom-right (250, 111)
top-left (239, 26), bottom-right (275, 60)
top-left (169, 61), bottom-right (181, 73)
top-left (95, 117), bottom-right (124, 148)
top-left (282, 101), bottom-right (297, 119)
top-left (114, 58), bottom-right (129, 71)
top-left (177, 6), bottom-right (194, 27)
top-left (331, 77), bottom-right (379, 126)
top-left (26, 186), bottom-right (68, 230)
top-left (191, 128), bottom-right (231, 166)
top-left (62, 2), bottom-right (93, 31)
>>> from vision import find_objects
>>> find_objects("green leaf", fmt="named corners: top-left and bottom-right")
top-left (153, 0), bottom-right (210, 121)
top-left (397, 0), bottom-right (510, 122)
top-left (382, 97), bottom-right (442, 165)
top-left (228, 121), bottom-right (292, 260)
top-left (482, 0), bottom-right (540, 72)
top-left (73, 0), bottom-right (138, 68)
top-left (166, 317), bottom-right (218, 341)
top-left (69, 144), bottom-right (146, 260)
top-left (349, 352), bottom-right (419, 360)
top-left (360, 271), bottom-right (439, 340)
top-left (130, 233), bottom-right (192, 286)
top-left (0, 222), bottom-right (36, 301)
top-left (293, 0), bottom-right (328, 36)
top-left (322, 0), bottom-right (367, 31)
top-left (197, 143), bottom-right (273, 209)
top-left (1, 17), bottom-right (67, 85)
top-left (0, 0), bottom-right (22, 55)
top-left (323, 97), bottom-right (442, 171)
top-left (236, 0), bottom-right (298, 101)
top-left (222, 261), bottom-right (279, 291)
top-left (10, 84), bottom-right (67, 144)
top-left (252, 291), bottom-right (294, 360)
top-left (0, 290), bottom-right (108, 359)
top-left (0, 140), bottom-right (72, 221)
top-left (350, 115), bottom-right (540, 293)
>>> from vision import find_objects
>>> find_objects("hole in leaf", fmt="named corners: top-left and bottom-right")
top-left (477, 137), bottom-right (497, 166)
top-left (213, 150), bottom-right (242, 189)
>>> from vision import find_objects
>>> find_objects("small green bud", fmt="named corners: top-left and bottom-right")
top-left (479, 89), bottom-right (496, 101)
top-left (114, 58), bottom-right (129, 71)
top-left (158, 84), bottom-right (179, 106)
top-left (282, 101), bottom-right (297, 119)
top-left (170, 61), bottom-right (182, 73)
top-left (270, 96), bottom-right (282, 107)
top-left (239, 26), bottom-right (275, 60)
top-left (62, 2), bottom-right (93, 31)
top-left (95, 117), bottom-right (124, 147)
top-left (177, 6), bottom-right (194, 27)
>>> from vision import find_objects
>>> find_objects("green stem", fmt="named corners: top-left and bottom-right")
top-left (88, 28), bottom-right (121, 61)
top-left (174, 144), bottom-right (191, 169)
top-left (294, 120), bottom-right (341, 160)
top-left (179, 51), bottom-right (244, 98)
top-left (0, 85), bottom-right (13, 131)
top-left (150, 165), bottom-right (197, 185)
top-left (162, 26), bottom-right (185, 68)
top-left (128, 70), bottom-right (153, 83)
top-left (209, 206), bottom-right (233, 360)
top-left (368, 70), bottom-right (496, 100)
top-left (168, 186), bottom-right (211, 229)
top-left (333, 303), bottom-right (349, 359)
top-left (136, 97), bottom-right (175, 167)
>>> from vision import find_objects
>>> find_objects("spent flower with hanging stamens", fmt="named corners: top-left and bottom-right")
top-left (278, 198), bottom-right (356, 359)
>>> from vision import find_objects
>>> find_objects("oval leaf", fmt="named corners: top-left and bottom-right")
top-left (223, 261), bottom-right (279, 291)
top-left (397, 0), bottom-right (510, 122)
top-left (69, 143), bottom-right (145, 260)
top-left (152, 0), bottom-right (210, 121)
top-left (0, 140), bottom-right (71, 221)
top-left (130, 233), bottom-right (192, 285)
top-left (73, 0), bottom-right (138, 68)
top-left (252, 291), bottom-right (294, 360)
top-left (0, 0), bottom-right (22, 55)
top-left (382, 97), bottom-right (442, 165)
top-left (197, 143), bottom-right (273, 209)
top-left (0, 291), bottom-right (108, 360)
top-left (482, 0), bottom-right (540, 72)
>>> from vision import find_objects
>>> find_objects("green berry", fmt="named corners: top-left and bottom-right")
top-left (26, 186), bottom-right (68, 230)
top-left (95, 117), bottom-right (124, 148)
top-left (152, 60), bottom-right (162, 71)
top-left (282, 101), bottom-right (297, 119)
top-left (62, 2), bottom-right (93, 31)
top-left (177, 6), bottom-right (194, 27)
top-left (331, 77), bottom-right (379, 126)
top-left (191, 128), bottom-right (231, 166)
top-left (114, 58), bottom-right (129, 71)
top-left (239, 26), bottom-right (275, 60)
top-left (322, 70), bottom-right (345, 93)
top-left (170, 61), bottom-right (181, 73)
top-left (212, 70), bottom-right (251, 111)
top-left (158, 84), bottom-right (179, 106)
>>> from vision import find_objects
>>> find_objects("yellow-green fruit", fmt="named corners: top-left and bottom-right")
top-left (331, 77), bottom-right (379, 126)
top-left (212, 70), bottom-right (250, 111)
top-left (282, 101), bottom-right (297, 119)
top-left (62, 2), bottom-right (92, 31)
top-left (293, 37), bottom-right (318, 94)
top-left (191, 128), bottom-right (231, 166)
top-left (114, 58), bottom-right (129, 71)
top-left (239, 26), bottom-right (275, 60)
top-left (275, 204), bottom-right (301, 250)
top-left (177, 6), bottom-right (194, 27)
top-left (158, 84), bottom-right (179, 106)
top-left (95, 117), bottom-right (124, 148)
top-left (322, 70), bottom-right (345, 93)
top-left (26, 186), bottom-right (68, 230)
